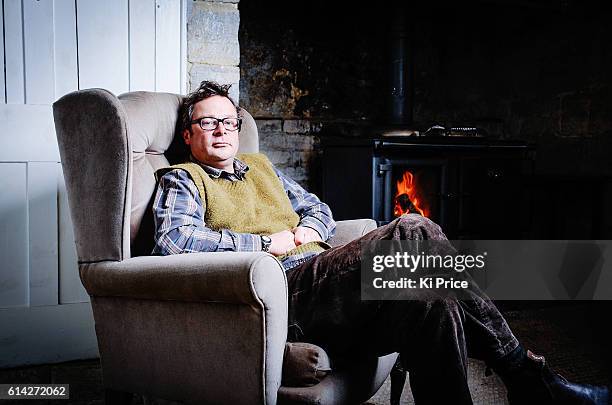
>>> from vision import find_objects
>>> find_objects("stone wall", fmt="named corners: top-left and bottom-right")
top-left (186, 0), bottom-right (240, 100)
top-left (239, 1), bottom-right (612, 191)
top-left (238, 1), bottom-right (388, 192)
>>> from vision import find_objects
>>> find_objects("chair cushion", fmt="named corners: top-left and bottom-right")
top-left (278, 353), bottom-right (399, 405)
top-left (118, 91), bottom-right (183, 253)
top-left (282, 342), bottom-right (332, 387)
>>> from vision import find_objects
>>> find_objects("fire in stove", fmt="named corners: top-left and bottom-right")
top-left (393, 171), bottom-right (430, 218)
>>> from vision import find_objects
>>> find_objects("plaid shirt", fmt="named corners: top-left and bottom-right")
top-left (152, 157), bottom-right (336, 270)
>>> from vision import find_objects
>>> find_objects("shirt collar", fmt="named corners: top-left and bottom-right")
top-left (190, 155), bottom-right (249, 180)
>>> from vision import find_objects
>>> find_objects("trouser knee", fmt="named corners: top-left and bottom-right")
top-left (392, 213), bottom-right (447, 240)
top-left (417, 296), bottom-right (466, 341)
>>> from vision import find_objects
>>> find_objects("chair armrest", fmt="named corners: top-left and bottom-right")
top-left (80, 251), bottom-right (286, 305)
top-left (327, 219), bottom-right (377, 247)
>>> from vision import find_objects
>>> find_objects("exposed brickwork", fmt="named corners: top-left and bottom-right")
top-left (257, 120), bottom-right (321, 192)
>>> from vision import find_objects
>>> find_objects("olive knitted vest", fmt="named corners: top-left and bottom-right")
top-left (171, 153), bottom-right (299, 234)
top-left (163, 153), bottom-right (328, 259)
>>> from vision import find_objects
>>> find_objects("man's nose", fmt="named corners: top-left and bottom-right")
top-left (212, 123), bottom-right (225, 136)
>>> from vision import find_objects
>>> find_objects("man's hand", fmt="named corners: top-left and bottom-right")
top-left (292, 226), bottom-right (322, 246)
top-left (268, 230), bottom-right (297, 256)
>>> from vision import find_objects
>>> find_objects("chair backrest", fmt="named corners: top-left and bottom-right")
top-left (53, 89), bottom-right (259, 263)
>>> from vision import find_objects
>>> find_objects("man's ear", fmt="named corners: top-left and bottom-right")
top-left (182, 128), bottom-right (191, 145)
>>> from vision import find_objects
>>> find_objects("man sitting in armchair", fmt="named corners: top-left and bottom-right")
top-left (152, 80), bottom-right (609, 405)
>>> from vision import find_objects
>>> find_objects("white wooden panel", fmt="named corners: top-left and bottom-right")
top-left (180, 0), bottom-right (187, 94)
top-left (129, 0), bottom-right (156, 91)
top-left (53, 0), bottom-right (79, 100)
top-left (155, 0), bottom-right (181, 93)
top-left (1, 6), bottom-right (6, 104)
top-left (0, 302), bottom-right (97, 367)
top-left (23, 0), bottom-right (55, 104)
top-left (28, 162), bottom-right (59, 306)
top-left (0, 104), bottom-right (60, 162)
top-left (77, 0), bottom-right (129, 95)
top-left (4, 0), bottom-right (25, 104)
top-left (0, 163), bottom-right (29, 308)
top-left (58, 168), bottom-right (89, 304)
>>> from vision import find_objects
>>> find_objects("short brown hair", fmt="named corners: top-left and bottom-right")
top-left (181, 81), bottom-right (240, 131)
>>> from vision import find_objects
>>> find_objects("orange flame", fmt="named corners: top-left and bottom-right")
top-left (393, 171), bottom-right (429, 217)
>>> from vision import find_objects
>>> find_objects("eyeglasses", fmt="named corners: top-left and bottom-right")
top-left (190, 116), bottom-right (242, 132)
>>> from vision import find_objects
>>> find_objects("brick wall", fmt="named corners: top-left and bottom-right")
top-left (256, 119), bottom-right (322, 190)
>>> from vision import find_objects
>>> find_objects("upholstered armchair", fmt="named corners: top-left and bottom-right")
top-left (53, 89), bottom-right (398, 404)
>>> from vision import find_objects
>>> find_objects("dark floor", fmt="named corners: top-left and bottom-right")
top-left (1, 303), bottom-right (610, 405)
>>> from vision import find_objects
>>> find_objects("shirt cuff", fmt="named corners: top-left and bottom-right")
top-left (298, 217), bottom-right (329, 241)
top-left (219, 229), bottom-right (262, 252)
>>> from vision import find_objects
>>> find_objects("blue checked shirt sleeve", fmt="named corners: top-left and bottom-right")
top-left (152, 169), bottom-right (262, 255)
top-left (272, 166), bottom-right (336, 241)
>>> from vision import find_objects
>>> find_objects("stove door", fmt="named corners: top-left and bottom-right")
top-left (374, 157), bottom-right (449, 228)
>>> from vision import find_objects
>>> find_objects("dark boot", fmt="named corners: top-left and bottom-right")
top-left (498, 350), bottom-right (609, 405)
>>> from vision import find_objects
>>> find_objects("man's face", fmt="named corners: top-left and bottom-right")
top-left (183, 95), bottom-right (240, 170)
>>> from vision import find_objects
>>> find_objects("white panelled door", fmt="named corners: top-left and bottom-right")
top-left (0, 0), bottom-right (186, 367)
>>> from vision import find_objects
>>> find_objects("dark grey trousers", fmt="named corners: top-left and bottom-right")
top-left (286, 214), bottom-right (519, 404)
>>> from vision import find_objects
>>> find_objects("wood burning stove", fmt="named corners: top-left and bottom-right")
top-left (316, 5), bottom-right (535, 239)
top-left (321, 134), bottom-right (535, 239)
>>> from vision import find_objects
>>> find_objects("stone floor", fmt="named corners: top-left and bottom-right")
top-left (1, 303), bottom-right (610, 405)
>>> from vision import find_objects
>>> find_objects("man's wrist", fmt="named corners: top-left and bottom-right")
top-left (298, 223), bottom-right (324, 241)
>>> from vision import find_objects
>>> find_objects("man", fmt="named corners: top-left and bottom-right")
top-left (152, 80), bottom-right (609, 404)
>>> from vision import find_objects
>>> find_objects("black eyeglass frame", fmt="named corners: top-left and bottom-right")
top-left (189, 116), bottom-right (242, 132)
